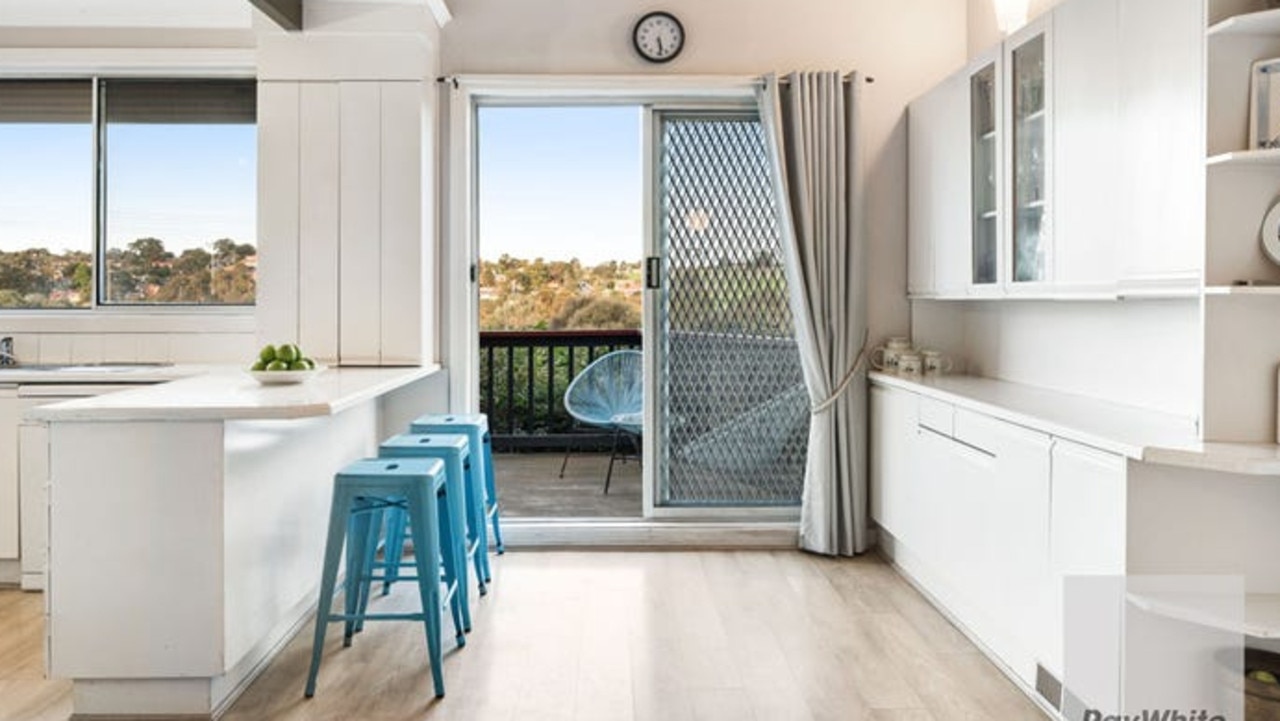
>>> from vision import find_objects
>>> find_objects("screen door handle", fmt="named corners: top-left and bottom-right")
top-left (645, 256), bottom-right (662, 289)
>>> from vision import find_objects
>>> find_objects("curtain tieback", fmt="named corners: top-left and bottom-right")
top-left (810, 329), bottom-right (869, 415)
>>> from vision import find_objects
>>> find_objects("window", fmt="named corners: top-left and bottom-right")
top-left (0, 78), bottom-right (256, 309)
top-left (0, 81), bottom-right (94, 308)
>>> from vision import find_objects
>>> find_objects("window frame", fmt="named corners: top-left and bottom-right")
top-left (0, 74), bottom-right (258, 317)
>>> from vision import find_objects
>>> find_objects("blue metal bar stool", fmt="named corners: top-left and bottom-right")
top-left (378, 433), bottom-right (485, 619)
top-left (410, 413), bottom-right (505, 560)
top-left (305, 457), bottom-right (465, 700)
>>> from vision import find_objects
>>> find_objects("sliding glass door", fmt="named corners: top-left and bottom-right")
top-left (646, 110), bottom-right (808, 513)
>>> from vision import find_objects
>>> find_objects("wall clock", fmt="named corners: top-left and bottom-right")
top-left (632, 11), bottom-right (684, 64)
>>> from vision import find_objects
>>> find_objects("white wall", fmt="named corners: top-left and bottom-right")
top-left (912, 300), bottom-right (1202, 419)
top-left (440, 0), bottom-right (969, 346)
top-left (967, 0), bottom-right (1067, 56)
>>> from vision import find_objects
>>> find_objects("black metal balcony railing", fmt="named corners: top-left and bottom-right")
top-left (479, 329), bottom-right (642, 452)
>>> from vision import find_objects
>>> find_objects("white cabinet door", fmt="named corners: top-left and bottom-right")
top-left (1046, 439), bottom-right (1126, 679)
top-left (0, 390), bottom-right (19, 561)
top-left (1117, 0), bottom-right (1204, 284)
top-left (908, 70), bottom-right (970, 297)
top-left (1003, 15), bottom-right (1055, 294)
top-left (18, 418), bottom-right (48, 590)
top-left (954, 408), bottom-right (1052, 686)
top-left (1053, 0), bottom-right (1120, 293)
top-left (869, 384), bottom-right (916, 537)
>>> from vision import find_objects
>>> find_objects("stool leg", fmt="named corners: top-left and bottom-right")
top-left (305, 490), bottom-right (353, 698)
top-left (344, 503), bottom-right (375, 645)
top-left (382, 508), bottom-right (406, 596)
top-left (443, 456), bottom-right (471, 632)
top-left (464, 458), bottom-right (491, 589)
top-left (482, 432), bottom-right (504, 555)
top-left (406, 483), bottom-right (446, 698)
top-left (353, 504), bottom-right (387, 635)
top-left (436, 488), bottom-right (466, 646)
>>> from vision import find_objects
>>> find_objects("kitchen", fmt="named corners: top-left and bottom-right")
top-left (3, 0), bottom-right (1280, 719)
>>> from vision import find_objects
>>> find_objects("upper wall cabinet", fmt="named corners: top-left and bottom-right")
top-left (1005, 16), bottom-right (1054, 294)
top-left (1117, 0), bottom-right (1204, 289)
top-left (1052, 0), bottom-right (1120, 293)
top-left (969, 48), bottom-right (1003, 295)
top-left (908, 68), bottom-right (971, 298)
top-left (908, 0), bottom-right (1208, 300)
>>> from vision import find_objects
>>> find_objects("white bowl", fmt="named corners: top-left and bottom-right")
top-left (248, 364), bottom-right (326, 385)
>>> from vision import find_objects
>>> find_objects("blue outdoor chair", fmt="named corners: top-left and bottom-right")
top-left (558, 349), bottom-right (643, 494)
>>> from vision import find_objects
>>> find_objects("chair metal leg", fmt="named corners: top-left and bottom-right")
top-left (558, 443), bottom-right (572, 478)
top-left (604, 427), bottom-right (620, 495)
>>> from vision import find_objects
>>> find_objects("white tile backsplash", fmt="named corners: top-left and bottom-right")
top-left (100, 334), bottom-right (141, 363)
top-left (37, 335), bottom-right (73, 364)
top-left (69, 335), bottom-right (105, 363)
top-left (0, 330), bottom-right (254, 365)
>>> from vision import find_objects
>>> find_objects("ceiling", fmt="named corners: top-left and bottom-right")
top-left (0, 0), bottom-right (445, 30)
top-left (0, 0), bottom-right (254, 28)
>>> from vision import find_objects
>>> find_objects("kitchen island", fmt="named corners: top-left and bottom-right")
top-left (27, 365), bottom-right (445, 720)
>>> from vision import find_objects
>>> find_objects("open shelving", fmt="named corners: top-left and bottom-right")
top-left (1206, 148), bottom-right (1280, 166)
top-left (1128, 591), bottom-right (1280, 639)
top-left (1208, 7), bottom-right (1280, 36)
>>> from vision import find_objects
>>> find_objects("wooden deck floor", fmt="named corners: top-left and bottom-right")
top-left (494, 451), bottom-right (641, 519)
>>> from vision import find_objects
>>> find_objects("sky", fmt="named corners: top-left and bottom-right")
top-left (0, 121), bottom-right (256, 255)
top-left (477, 105), bottom-right (643, 266)
top-left (1, 105), bottom-right (633, 262)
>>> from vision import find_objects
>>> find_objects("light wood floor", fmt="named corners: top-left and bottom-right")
top-left (1, 552), bottom-right (1047, 721)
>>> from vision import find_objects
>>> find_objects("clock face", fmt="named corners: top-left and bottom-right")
top-left (633, 12), bottom-right (684, 63)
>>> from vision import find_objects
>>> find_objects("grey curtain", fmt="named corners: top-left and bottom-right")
top-left (757, 72), bottom-right (868, 556)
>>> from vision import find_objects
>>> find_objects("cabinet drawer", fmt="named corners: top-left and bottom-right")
top-left (917, 396), bottom-right (955, 436)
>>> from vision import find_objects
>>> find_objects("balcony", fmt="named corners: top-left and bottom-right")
top-left (480, 328), bottom-right (643, 517)
top-left (479, 328), bottom-right (642, 452)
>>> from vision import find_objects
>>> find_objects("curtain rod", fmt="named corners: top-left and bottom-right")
top-left (436, 72), bottom-right (874, 87)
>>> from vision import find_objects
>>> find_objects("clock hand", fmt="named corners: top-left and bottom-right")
top-left (657, 37), bottom-right (664, 54)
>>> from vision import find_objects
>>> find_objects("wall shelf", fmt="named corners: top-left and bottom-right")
top-left (1207, 149), bottom-right (1280, 167)
top-left (1204, 285), bottom-right (1280, 296)
top-left (1208, 8), bottom-right (1280, 37)
top-left (1128, 591), bottom-right (1280, 639)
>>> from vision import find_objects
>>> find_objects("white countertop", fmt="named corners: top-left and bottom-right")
top-left (28, 365), bottom-right (439, 422)
top-left (0, 364), bottom-right (206, 385)
top-left (870, 372), bottom-right (1280, 476)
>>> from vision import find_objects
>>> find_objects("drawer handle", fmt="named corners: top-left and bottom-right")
top-left (918, 424), bottom-right (996, 459)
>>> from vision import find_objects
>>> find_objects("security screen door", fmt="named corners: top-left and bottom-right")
top-left (646, 110), bottom-right (809, 511)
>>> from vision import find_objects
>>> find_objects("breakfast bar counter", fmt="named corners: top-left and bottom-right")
top-left (31, 365), bottom-right (446, 720)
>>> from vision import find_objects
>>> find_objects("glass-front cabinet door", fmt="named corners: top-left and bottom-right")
top-left (1006, 20), bottom-right (1051, 287)
top-left (970, 57), bottom-right (999, 289)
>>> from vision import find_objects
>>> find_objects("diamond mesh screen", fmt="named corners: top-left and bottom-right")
top-left (656, 112), bottom-right (808, 507)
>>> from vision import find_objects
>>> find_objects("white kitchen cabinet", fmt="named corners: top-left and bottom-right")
top-left (0, 388), bottom-right (19, 568)
top-left (1046, 439), bottom-right (1126, 679)
top-left (1004, 15), bottom-right (1054, 293)
top-left (1116, 0), bottom-right (1204, 285)
top-left (908, 68), bottom-right (970, 298)
top-left (958, 408), bottom-right (1052, 686)
top-left (1052, 0), bottom-right (1120, 293)
top-left (869, 384), bottom-right (916, 537)
top-left (259, 79), bottom-right (433, 367)
top-left (968, 47), bottom-right (1002, 294)
top-left (15, 384), bottom-right (136, 591)
top-left (18, 413), bottom-right (47, 591)
top-left (873, 380), bottom-right (1053, 689)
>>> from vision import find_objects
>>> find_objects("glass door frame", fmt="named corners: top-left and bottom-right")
top-left (443, 75), bottom-right (794, 522)
top-left (641, 104), bottom-right (804, 520)
top-left (1002, 14), bottom-right (1055, 295)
